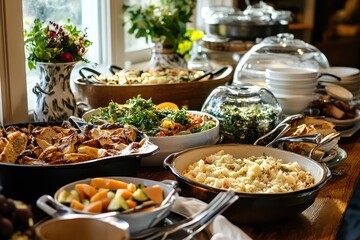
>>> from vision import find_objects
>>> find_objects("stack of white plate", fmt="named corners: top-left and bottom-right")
top-left (265, 67), bottom-right (318, 115)
top-left (319, 67), bottom-right (360, 94)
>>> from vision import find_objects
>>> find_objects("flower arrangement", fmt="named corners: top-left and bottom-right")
top-left (123, 0), bottom-right (202, 56)
top-left (24, 18), bottom-right (92, 70)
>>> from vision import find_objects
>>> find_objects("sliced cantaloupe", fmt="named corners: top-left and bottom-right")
top-left (90, 178), bottom-right (128, 190)
top-left (141, 185), bottom-right (164, 205)
top-left (84, 200), bottom-right (103, 213)
top-left (125, 199), bottom-right (137, 209)
top-left (75, 183), bottom-right (98, 199)
top-left (101, 197), bottom-right (112, 210)
top-left (90, 189), bottom-right (109, 202)
top-left (70, 199), bottom-right (84, 211)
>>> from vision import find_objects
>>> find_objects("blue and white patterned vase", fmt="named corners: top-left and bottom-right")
top-left (32, 62), bottom-right (77, 122)
top-left (149, 41), bottom-right (187, 69)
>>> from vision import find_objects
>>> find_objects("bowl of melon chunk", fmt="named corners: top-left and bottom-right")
top-left (37, 176), bottom-right (178, 234)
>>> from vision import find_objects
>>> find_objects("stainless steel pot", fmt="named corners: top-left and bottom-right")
top-left (203, 2), bottom-right (292, 40)
top-left (164, 144), bottom-right (331, 225)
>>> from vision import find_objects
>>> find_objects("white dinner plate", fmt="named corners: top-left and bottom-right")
top-left (339, 122), bottom-right (360, 137)
top-left (322, 67), bottom-right (359, 78)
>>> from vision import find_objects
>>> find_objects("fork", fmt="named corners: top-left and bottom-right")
top-left (132, 190), bottom-right (237, 240)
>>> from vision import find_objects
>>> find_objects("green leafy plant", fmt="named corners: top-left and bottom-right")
top-left (24, 18), bottom-right (92, 70)
top-left (123, 0), bottom-right (202, 55)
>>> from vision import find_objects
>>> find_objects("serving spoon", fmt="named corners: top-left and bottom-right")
top-left (309, 132), bottom-right (341, 160)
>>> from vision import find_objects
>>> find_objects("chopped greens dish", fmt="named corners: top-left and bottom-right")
top-left (205, 103), bottom-right (280, 144)
top-left (87, 96), bottom-right (217, 137)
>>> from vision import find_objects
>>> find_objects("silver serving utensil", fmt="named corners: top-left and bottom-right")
top-left (254, 113), bottom-right (303, 145)
top-left (265, 123), bottom-right (291, 147)
top-left (178, 194), bottom-right (238, 240)
top-left (270, 133), bottom-right (322, 148)
top-left (132, 191), bottom-right (237, 240)
top-left (161, 188), bottom-right (178, 207)
top-left (309, 132), bottom-right (341, 160)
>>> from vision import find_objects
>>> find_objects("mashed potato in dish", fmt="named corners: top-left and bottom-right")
top-left (183, 150), bottom-right (315, 193)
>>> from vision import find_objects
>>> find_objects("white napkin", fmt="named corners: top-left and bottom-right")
top-left (172, 197), bottom-right (252, 240)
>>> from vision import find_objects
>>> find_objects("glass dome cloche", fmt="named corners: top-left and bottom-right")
top-left (201, 85), bottom-right (282, 144)
top-left (233, 33), bottom-right (330, 87)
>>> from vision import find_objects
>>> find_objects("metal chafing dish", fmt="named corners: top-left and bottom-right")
top-left (203, 1), bottom-right (293, 41)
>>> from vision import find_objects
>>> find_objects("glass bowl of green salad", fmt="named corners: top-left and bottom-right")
top-left (82, 96), bottom-right (220, 166)
top-left (202, 85), bottom-right (282, 144)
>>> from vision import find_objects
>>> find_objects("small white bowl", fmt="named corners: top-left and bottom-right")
top-left (265, 77), bottom-right (317, 85)
top-left (267, 85), bottom-right (316, 95)
top-left (266, 80), bottom-right (318, 89)
top-left (322, 67), bottom-right (359, 78)
top-left (266, 77), bottom-right (318, 85)
top-left (265, 67), bottom-right (318, 80)
top-left (274, 94), bottom-right (315, 115)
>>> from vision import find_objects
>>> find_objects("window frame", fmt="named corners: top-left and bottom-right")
top-left (0, 0), bottom-right (28, 124)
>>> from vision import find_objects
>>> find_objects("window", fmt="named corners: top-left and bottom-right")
top-left (0, 0), bottom-right (234, 124)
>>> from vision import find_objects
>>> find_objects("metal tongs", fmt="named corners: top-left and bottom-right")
top-left (254, 114), bottom-right (304, 146)
top-left (268, 133), bottom-right (322, 148)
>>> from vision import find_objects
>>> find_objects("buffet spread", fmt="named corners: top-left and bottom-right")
top-left (4, 8), bottom-right (360, 239)
top-left (3, 45), bottom-right (360, 237)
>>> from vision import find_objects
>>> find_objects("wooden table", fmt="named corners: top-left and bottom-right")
top-left (137, 132), bottom-right (360, 240)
